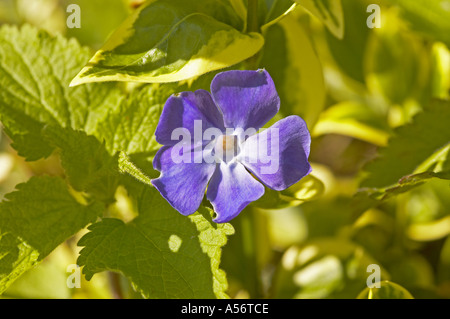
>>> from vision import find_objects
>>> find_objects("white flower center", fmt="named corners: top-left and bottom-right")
top-left (214, 134), bottom-right (240, 162)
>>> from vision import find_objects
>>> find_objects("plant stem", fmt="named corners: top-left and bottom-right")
top-left (245, 0), bottom-right (261, 70)
top-left (240, 209), bottom-right (264, 298)
top-left (242, 3), bottom-right (264, 296)
top-left (247, 0), bottom-right (259, 33)
top-left (109, 271), bottom-right (125, 299)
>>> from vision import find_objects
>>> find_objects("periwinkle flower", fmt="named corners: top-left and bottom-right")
top-left (152, 70), bottom-right (312, 223)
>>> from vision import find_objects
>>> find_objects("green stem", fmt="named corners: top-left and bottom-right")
top-left (245, 0), bottom-right (261, 70)
top-left (240, 209), bottom-right (264, 298)
top-left (109, 272), bottom-right (125, 299)
top-left (241, 3), bottom-right (264, 296)
top-left (247, 0), bottom-right (259, 33)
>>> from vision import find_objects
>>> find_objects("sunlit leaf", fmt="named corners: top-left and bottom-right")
top-left (0, 24), bottom-right (123, 161)
top-left (312, 101), bottom-right (391, 146)
top-left (272, 239), bottom-right (389, 298)
top-left (252, 175), bottom-right (325, 209)
top-left (118, 151), bottom-right (153, 187)
top-left (3, 247), bottom-right (72, 299)
top-left (438, 235), bottom-right (450, 282)
top-left (430, 42), bottom-right (450, 100)
top-left (95, 84), bottom-right (178, 156)
top-left (77, 187), bottom-right (234, 298)
top-left (43, 126), bottom-right (120, 203)
top-left (390, 0), bottom-right (450, 48)
top-left (295, 0), bottom-right (344, 39)
top-left (325, 0), bottom-right (369, 83)
top-left (365, 9), bottom-right (430, 105)
top-left (362, 100), bottom-right (450, 188)
top-left (407, 216), bottom-right (450, 242)
top-left (261, 14), bottom-right (326, 127)
top-left (260, 0), bottom-right (297, 30)
top-left (357, 280), bottom-right (414, 299)
top-left (353, 171), bottom-right (450, 221)
top-left (62, 0), bottom-right (129, 48)
top-left (0, 176), bottom-right (103, 293)
top-left (70, 0), bottom-right (264, 86)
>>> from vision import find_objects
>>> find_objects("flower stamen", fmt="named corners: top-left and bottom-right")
top-left (214, 134), bottom-right (239, 162)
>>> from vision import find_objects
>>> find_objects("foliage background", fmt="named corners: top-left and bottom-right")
top-left (0, 0), bottom-right (449, 299)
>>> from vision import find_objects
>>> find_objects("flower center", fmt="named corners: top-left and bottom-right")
top-left (214, 134), bottom-right (239, 162)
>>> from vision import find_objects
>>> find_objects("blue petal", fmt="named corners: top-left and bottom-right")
top-left (155, 89), bottom-right (225, 146)
top-left (152, 146), bottom-right (216, 216)
top-left (207, 162), bottom-right (265, 223)
top-left (152, 145), bottom-right (170, 172)
top-left (210, 70), bottom-right (280, 131)
top-left (239, 115), bottom-right (312, 191)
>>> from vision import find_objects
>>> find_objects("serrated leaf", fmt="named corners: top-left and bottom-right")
top-left (295, 0), bottom-right (344, 39)
top-left (77, 187), bottom-right (234, 299)
top-left (96, 83), bottom-right (183, 194)
top-left (0, 25), bottom-right (174, 201)
top-left (352, 171), bottom-right (449, 221)
top-left (70, 0), bottom-right (264, 86)
top-left (0, 176), bottom-right (103, 294)
top-left (0, 24), bottom-right (123, 161)
top-left (96, 84), bottom-right (177, 156)
top-left (118, 151), bottom-right (153, 187)
top-left (362, 100), bottom-right (450, 188)
top-left (43, 126), bottom-right (120, 203)
top-left (261, 14), bottom-right (325, 127)
top-left (3, 247), bottom-right (72, 299)
top-left (357, 281), bottom-right (414, 299)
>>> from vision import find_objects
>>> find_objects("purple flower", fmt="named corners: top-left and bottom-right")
top-left (151, 70), bottom-right (312, 223)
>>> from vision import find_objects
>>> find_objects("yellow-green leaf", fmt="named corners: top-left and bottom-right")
top-left (70, 0), bottom-right (264, 86)
top-left (295, 0), bottom-right (344, 39)
top-left (261, 14), bottom-right (326, 128)
top-left (312, 101), bottom-right (391, 147)
top-left (252, 175), bottom-right (324, 209)
top-left (357, 281), bottom-right (414, 299)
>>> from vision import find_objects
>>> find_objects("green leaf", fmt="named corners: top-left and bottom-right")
top-left (357, 281), bottom-right (414, 299)
top-left (312, 101), bottom-right (391, 147)
top-left (70, 0), bottom-right (264, 86)
top-left (352, 171), bottom-right (450, 222)
top-left (0, 24), bottom-right (123, 161)
top-left (95, 84), bottom-right (177, 156)
top-left (3, 247), bottom-right (72, 299)
top-left (390, 0), bottom-right (450, 48)
top-left (43, 126), bottom-right (120, 203)
top-left (438, 235), bottom-right (450, 282)
top-left (295, 0), bottom-right (344, 39)
top-left (261, 14), bottom-right (326, 127)
top-left (260, 0), bottom-right (297, 30)
top-left (325, 0), bottom-right (369, 83)
top-left (62, 0), bottom-right (129, 48)
top-left (77, 187), bottom-right (234, 298)
top-left (272, 239), bottom-right (389, 298)
top-left (0, 176), bottom-right (103, 294)
top-left (430, 42), bottom-right (450, 100)
top-left (362, 99), bottom-right (450, 188)
top-left (118, 151), bottom-right (154, 187)
top-left (0, 25), bottom-right (171, 201)
top-left (252, 174), bottom-right (324, 209)
top-left (365, 11), bottom-right (430, 105)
